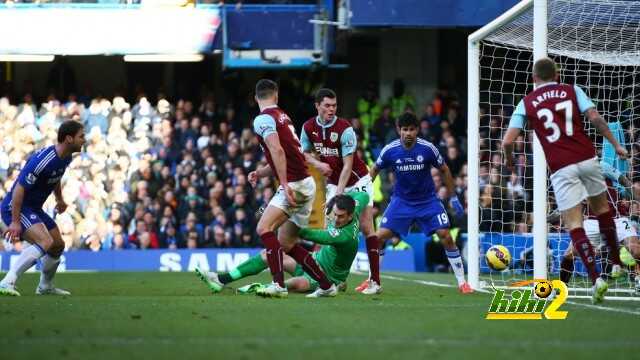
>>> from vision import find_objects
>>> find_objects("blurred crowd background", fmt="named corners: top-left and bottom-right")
top-left (0, 77), bottom-right (470, 255)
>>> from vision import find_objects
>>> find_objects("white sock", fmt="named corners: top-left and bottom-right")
top-left (0, 244), bottom-right (46, 286)
top-left (39, 255), bottom-right (61, 289)
top-left (445, 248), bottom-right (466, 286)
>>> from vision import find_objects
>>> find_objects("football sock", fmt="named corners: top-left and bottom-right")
top-left (597, 211), bottom-right (622, 265)
top-left (287, 243), bottom-right (332, 290)
top-left (570, 228), bottom-right (599, 284)
top-left (560, 256), bottom-right (574, 284)
top-left (445, 248), bottom-right (466, 286)
top-left (0, 244), bottom-right (45, 286)
top-left (365, 235), bottom-right (381, 285)
top-left (38, 254), bottom-right (61, 288)
top-left (218, 255), bottom-right (267, 284)
top-left (260, 231), bottom-right (285, 287)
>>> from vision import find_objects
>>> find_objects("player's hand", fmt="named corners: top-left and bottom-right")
top-left (4, 221), bottom-right (21, 243)
top-left (284, 184), bottom-right (297, 207)
top-left (449, 195), bottom-right (465, 219)
top-left (317, 162), bottom-right (333, 177)
top-left (615, 145), bottom-right (629, 160)
top-left (55, 200), bottom-right (68, 214)
top-left (248, 171), bottom-right (258, 187)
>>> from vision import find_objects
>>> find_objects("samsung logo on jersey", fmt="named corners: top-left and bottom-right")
top-left (532, 90), bottom-right (567, 107)
top-left (396, 164), bottom-right (425, 171)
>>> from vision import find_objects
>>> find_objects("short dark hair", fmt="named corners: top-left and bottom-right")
top-left (326, 194), bottom-right (355, 216)
top-left (57, 120), bottom-right (84, 143)
top-left (255, 79), bottom-right (278, 100)
top-left (533, 57), bottom-right (558, 82)
top-left (397, 112), bottom-right (419, 128)
top-left (314, 88), bottom-right (336, 104)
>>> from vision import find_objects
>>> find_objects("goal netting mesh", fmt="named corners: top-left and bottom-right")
top-left (477, 0), bottom-right (640, 299)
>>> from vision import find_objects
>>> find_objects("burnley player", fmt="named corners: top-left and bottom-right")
top-left (249, 79), bottom-right (336, 298)
top-left (502, 57), bottom-right (629, 304)
top-left (370, 113), bottom-right (472, 294)
top-left (0, 120), bottom-right (85, 296)
top-left (300, 88), bottom-right (382, 295)
top-left (553, 161), bottom-right (640, 292)
top-left (195, 192), bottom-right (369, 297)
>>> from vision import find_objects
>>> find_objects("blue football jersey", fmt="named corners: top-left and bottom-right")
top-left (375, 138), bottom-right (444, 204)
top-left (1, 145), bottom-right (72, 210)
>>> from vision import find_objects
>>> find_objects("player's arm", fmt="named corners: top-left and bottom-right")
top-left (336, 128), bottom-right (358, 195)
top-left (5, 159), bottom-right (39, 240)
top-left (586, 109), bottom-right (628, 159)
top-left (54, 182), bottom-right (68, 214)
top-left (575, 85), bottom-right (629, 159)
top-left (503, 100), bottom-right (525, 170)
top-left (369, 143), bottom-right (389, 181)
top-left (263, 134), bottom-right (289, 186)
top-left (439, 163), bottom-right (464, 218)
top-left (300, 127), bottom-right (332, 177)
top-left (299, 227), bottom-right (350, 245)
top-left (348, 191), bottom-right (370, 217)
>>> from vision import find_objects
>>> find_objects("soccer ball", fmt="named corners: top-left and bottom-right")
top-left (485, 245), bottom-right (511, 271)
top-left (534, 280), bottom-right (553, 298)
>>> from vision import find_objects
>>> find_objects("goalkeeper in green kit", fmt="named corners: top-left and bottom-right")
top-left (195, 191), bottom-right (369, 298)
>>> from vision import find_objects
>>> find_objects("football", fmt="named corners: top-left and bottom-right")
top-left (485, 245), bottom-right (511, 271)
top-left (535, 280), bottom-right (553, 298)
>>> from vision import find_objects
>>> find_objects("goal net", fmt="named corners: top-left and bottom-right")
top-left (469, 0), bottom-right (640, 300)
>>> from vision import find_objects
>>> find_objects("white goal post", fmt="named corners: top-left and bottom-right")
top-left (467, 0), bottom-right (640, 300)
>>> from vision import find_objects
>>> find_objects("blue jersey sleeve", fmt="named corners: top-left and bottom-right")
top-left (375, 146), bottom-right (390, 170)
top-left (574, 85), bottom-right (596, 113)
top-left (253, 114), bottom-right (277, 138)
top-left (508, 100), bottom-right (526, 129)
top-left (17, 155), bottom-right (43, 191)
top-left (299, 127), bottom-right (313, 152)
top-left (426, 143), bottom-right (445, 168)
top-left (341, 127), bottom-right (357, 156)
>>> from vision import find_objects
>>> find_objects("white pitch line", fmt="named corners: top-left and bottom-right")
top-left (368, 272), bottom-right (640, 316)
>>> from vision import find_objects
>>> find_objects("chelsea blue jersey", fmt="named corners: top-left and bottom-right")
top-left (1, 145), bottom-right (72, 210)
top-left (375, 138), bottom-right (444, 205)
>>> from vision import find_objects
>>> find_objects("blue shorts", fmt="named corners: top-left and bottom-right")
top-left (380, 197), bottom-right (449, 237)
top-left (1, 206), bottom-right (57, 233)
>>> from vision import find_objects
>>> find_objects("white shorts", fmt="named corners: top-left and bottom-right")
top-left (583, 217), bottom-right (637, 247)
top-left (550, 157), bottom-right (607, 211)
top-left (269, 176), bottom-right (316, 228)
top-left (326, 174), bottom-right (374, 207)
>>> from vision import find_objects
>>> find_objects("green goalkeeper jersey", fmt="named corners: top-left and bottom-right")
top-left (298, 191), bottom-right (369, 284)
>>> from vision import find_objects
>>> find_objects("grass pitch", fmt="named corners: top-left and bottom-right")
top-left (1, 272), bottom-right (637, 360)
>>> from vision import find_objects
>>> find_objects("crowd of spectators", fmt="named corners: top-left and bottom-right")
top-left (0, 77), bottom-right (472, 252)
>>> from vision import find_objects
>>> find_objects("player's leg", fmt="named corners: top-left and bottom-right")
top-left (582, 159), bottom-right (621, 266)
top-left (361, 204), bottom-right (382, 282)
top-left (279, 220), bottom-right (334, 292)
top-left (433, 228), bottom-right (472, 293)
top-left (622, 236), bottom-right (640, 291)
top-left (285, 276), bottom-right (312, 293)
top-left (359, 200), bottom-right (411, 294)
top-left (560, 246), bottom-right (575, 285)
top-left (561, 204), bottom-right (608, 303)
top-left (36, 222), bottom-right (70, 295)
top-left (255, 204), bottom-right (289, 289)
top-left (197, 250), bottom-right (298, 293)
top-left (0, 209), bottom-right (53, 296)
top-left (551, 161), bottom-right (606, 303)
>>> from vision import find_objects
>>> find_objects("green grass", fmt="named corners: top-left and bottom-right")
top-left (1, 272), bottom-right (638, 360)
